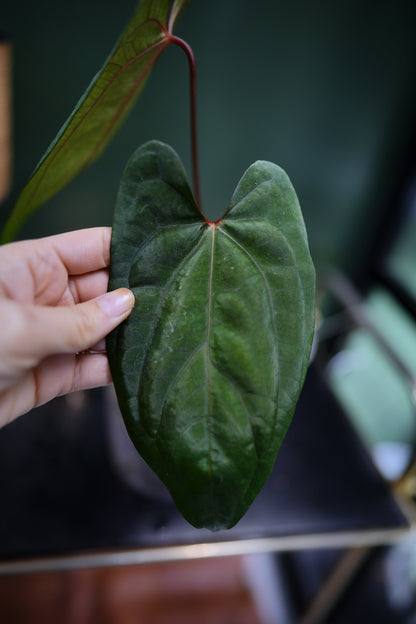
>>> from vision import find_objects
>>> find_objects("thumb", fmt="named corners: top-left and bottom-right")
top-left (59, 287), bottom-right (135, 354)
top-left (0, 288), bottom-right (135, 368)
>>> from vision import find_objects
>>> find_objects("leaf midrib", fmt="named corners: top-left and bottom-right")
top-left (206, 225), bottom-right (216, 524)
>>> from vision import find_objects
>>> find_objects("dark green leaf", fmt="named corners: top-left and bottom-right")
top-left (107, 140), bottom-right (315, 530)
top-left (1, 0), bottom-right (187, 243)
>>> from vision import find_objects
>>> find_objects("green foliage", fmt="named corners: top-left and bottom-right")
top-left (1, 0), bottom-right (189, 243)
top-left (3, 0), bottom-right (315, 530)
top-left (107, 140), bottom-right (315, 530)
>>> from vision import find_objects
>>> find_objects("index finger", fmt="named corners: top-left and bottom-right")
top-left (47, 227), bottom-right (112, 276)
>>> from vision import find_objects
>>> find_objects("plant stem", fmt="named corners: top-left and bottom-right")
top-left (168, 35), bottom-right (202, 213)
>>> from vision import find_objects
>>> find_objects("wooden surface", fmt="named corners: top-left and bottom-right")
top-left (0, 556), bottom-right (264, 624)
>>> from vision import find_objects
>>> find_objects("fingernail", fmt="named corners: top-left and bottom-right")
top-left (98, 289), bottom-right (134, 317)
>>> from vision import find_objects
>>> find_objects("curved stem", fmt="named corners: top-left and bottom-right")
top-left (168, 34), bottom-right (203, 214)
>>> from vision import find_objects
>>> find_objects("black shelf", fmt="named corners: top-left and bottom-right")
top-left (0, 367), bottom-right (409, 571)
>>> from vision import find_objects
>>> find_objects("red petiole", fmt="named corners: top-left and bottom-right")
top-left (166, 33), bottom-right (203, 217)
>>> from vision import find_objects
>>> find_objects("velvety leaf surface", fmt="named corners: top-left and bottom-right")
top-left (1, 0), bottom-right (186, 243)
top-left (107, 140), bottom-right (315, 530)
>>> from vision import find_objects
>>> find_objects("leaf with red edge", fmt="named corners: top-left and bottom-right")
top-left (1, 0), bottom-right (188, 243)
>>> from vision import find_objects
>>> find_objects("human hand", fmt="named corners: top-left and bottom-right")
top-left (0, 227), bottom-right (134, 427)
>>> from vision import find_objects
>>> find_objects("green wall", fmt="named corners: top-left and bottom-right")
top-left (2, 0), bottom-right (416, 272)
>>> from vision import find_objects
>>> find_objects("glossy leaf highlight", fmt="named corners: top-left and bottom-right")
top-left (1, 0), bottom-right (187, 243)
top-left (107, 140), bottom-right (315, 530)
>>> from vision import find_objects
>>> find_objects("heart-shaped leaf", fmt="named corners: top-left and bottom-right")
top-left (1, 0), bottom-right (190, 243)
top-left (107, 140), bottom-right (315, 530)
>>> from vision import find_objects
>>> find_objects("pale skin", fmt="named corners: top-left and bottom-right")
top-left (0, 226), bottom-right (135, 427)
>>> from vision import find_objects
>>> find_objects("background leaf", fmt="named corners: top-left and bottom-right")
top-left (168, 0), bottom-right (192, 31)
top-left (107, 140), bottom-right (315, 530)
top-left (1, 0), bottom-right (185, 243)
